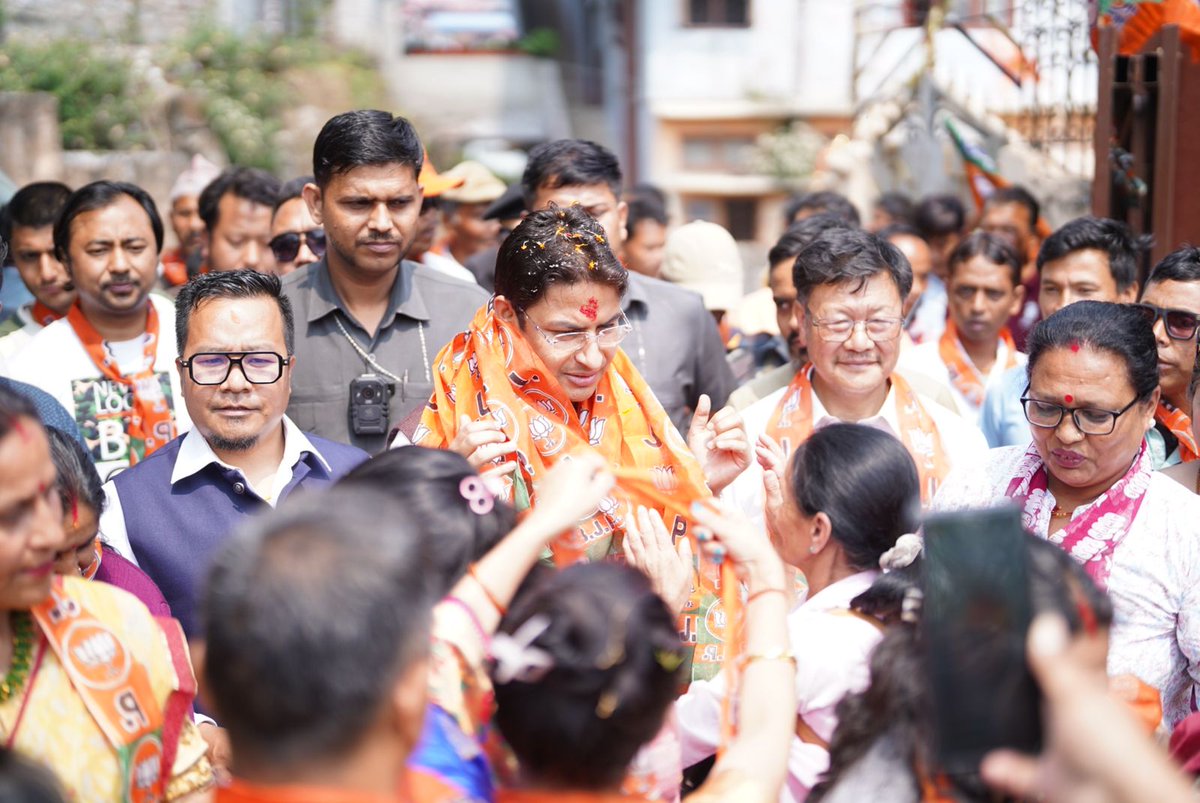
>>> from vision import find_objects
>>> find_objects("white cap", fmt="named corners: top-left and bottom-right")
top-left (660, 220), bottom-right (744, 312)
top-left (169, 154), bottom-right (222, 202)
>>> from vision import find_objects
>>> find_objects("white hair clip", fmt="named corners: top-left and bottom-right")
top-left (879, 532), bottom-right (923, 572)
top-left (491, 614), bottom-right (555, 685)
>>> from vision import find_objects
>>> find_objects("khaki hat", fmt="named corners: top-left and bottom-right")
top-left (440, 161), bottom-right (507, 204)
top-left (418, 152), bottom-right (465, 197)
top-left (660, 220), bottom-right (744, 312)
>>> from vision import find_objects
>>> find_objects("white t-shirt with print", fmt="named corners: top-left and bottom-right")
top-left (4, 294), bottom-right (191, 480)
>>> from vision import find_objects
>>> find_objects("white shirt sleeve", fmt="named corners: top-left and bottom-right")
top-left (98, 480), bottom-right (138, 565)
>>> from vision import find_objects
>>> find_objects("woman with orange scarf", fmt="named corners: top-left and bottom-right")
top-left (415, 204), bottom-right (751, 683)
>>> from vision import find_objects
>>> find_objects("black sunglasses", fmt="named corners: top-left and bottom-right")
top-left (269, 228), bottom-right (327, 264)
top-left (1133, 303), bottom-right (1200, 341)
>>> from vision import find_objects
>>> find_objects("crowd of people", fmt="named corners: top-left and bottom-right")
top-left (0, 107), bottom-right (1199, 803)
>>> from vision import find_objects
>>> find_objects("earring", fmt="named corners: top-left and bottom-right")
top-left (808, 545), bottom-right (819, 554)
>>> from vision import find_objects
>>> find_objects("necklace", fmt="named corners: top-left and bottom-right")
top-left (0, 612), bottom-right (35, 702)
top-left (1050, 505), bottom-right (1075, 520)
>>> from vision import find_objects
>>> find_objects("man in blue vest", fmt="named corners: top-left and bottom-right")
top-left (100, 269), bottom-right (367, 636)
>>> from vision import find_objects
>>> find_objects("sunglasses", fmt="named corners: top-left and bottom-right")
top-left (1133, 303), bottom-right (1200, 341)
top-left (269, 228), bottom-right (327, 264)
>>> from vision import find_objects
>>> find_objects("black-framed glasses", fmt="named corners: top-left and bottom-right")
top-left (532, 312), bottom-right (633, 354)
top-left (178, 352), bottom-right (290, 385)
top-left (1019, 387), bottom-right (1142, 436)
top-left (269, 228), bottom-right (327, 263)
top-left (1133, 303), bottom-right (1200, 341)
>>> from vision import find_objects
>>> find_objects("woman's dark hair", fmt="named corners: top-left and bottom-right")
top-left (0, 384), bottom-right (38, 442)
top-left (793, 227), bottom-right (913, 307)
top-left (946, 230), bottom-right (1023, 287)
top-left (53, 181), bottom-right (164, 263)
top-left (492, 562), bottom-right (684, 791)
top-left (494, 204), bottom-right (628, 319)
top-left (46, 427), bottom-right (105, 520)
top-left (336, 446), bottom-right (514, 597)
top-left (1026, 301), bottom-right (1158, 403)
top-left (810, 534), bottom-right (1114, 802)
top-left (789, 424), bottom-right (920, 571)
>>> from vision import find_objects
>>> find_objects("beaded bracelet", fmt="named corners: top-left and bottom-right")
top-left (467, 563), bottom-right (508, 617)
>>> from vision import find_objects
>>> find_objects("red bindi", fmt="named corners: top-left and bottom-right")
top-left (580, 297), bottom-right (598, 320)
top-left (1070, 341), bottom-right (1080, 353)
top-left (1064, 394), bottom-right (1074, 404)
top-left (11, 418), bottom-right (29, 441)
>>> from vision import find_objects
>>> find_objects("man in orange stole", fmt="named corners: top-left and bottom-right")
top-left (1137, 246), bottom-right (1200, 466)
top-left (901, 231), bottom-right (1027, 426)
top-left (729, 227), bottom-right (987, 527)
top-left (415, 205), bottom-right (751, 683)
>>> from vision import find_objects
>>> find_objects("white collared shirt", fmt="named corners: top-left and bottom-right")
top-left (675, 570), bottom-right (883, 803)
top-left (100, 416), bottom-right (329, 565)
top-left (726, 374), bottom-right (988, 528)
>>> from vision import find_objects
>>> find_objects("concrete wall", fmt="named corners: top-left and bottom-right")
top-left (0, 93), bottom-right (64, 185)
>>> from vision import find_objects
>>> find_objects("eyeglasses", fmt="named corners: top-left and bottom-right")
top-left (1133, 303), bottom-right (1200, 341)
top-left (268, 229), bottom-right (327, 264)
top-left (804, 310), bottom-right (904, 343)
top-left (178, 352), bottom-right (290, 385)
top-left (1019, 388), bottom-right (1142, 436)
top-left (531, 312), bottom-right (633, 353)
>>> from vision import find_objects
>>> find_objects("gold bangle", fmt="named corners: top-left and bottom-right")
top-left (739, 647), bottom-right (796, 668)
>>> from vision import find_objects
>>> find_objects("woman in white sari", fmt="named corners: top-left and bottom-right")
top-left (932, 300), bottom-right (1200, 730)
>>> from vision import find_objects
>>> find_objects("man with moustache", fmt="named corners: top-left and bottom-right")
top-left (283, 111), bottom-right (487, 452)
top-left (6, 181), bottom-right (191, 478)
top-left (0, 182), bottom-right (75, 364)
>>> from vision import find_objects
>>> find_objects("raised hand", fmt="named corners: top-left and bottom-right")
top-left (449, 414), bottom-right (518, 474)
top-left (525, 451), bottom-right (615, 537)
top-left (687, 394), bottom-right (751, 496)
top-left (622, 505), bottom-right (694, 614)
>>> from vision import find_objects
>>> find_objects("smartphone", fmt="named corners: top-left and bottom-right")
top-left (922, 505), bottom-right (1041, 775)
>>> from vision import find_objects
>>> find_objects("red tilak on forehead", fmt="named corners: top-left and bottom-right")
top-left (1070, 340), bottom-right (1081, 353)
top-left (580, 297), bottom-right (598, 320)
top-left (1064, 394), bottom-right (1074, 404)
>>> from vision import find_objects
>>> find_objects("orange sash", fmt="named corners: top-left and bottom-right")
top-left (66, 301), bottom-right (176, 463)
top-left (30, 301), bottom-right (63, 327)
top-left (1156, 401), bottom-right (1198, 463)
top-left (32, 578), bottom-right (170, 803)
top-left (415, 302), bottom-right (731, 681)
top-left (765, 366), bottom-right (950, 502)
top-left (217, 777), bottom-right (400, 803)
top-left (937, 322), bottom-right (1018, 409)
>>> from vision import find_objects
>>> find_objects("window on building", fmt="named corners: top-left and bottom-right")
top-left (686, 0), bottom-right (749, 27)
top-left (681, 135), bottom-right (757, 172)
top-left (682, 196), bottom-right (759, 241)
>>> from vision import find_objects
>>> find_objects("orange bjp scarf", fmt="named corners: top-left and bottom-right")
top-left (1156, 401), bottom-right (1199, 463)
top-left (937, 321), bottom-right (1018, 409)
top-left (765, 365), bottom-right (950, 503)
top-left (415, 301), bottom-right (738, 683)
